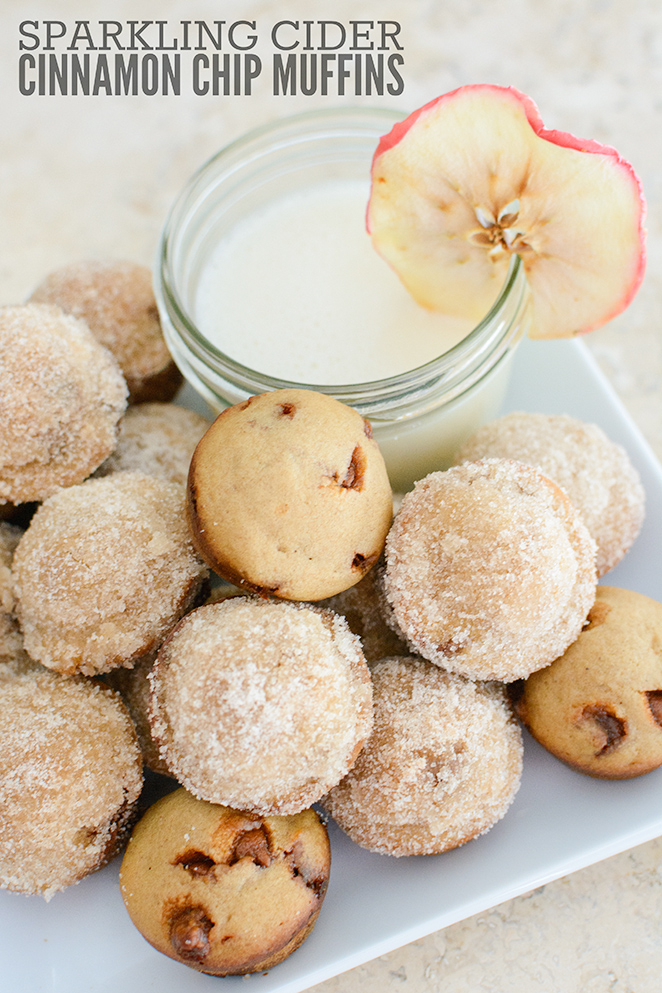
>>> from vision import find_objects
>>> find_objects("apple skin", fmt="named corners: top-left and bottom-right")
top-left (368, 85), bottom-right (646, 339)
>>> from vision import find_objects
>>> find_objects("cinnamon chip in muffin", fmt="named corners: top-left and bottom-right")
top-left (120, 788), bottom-right (330, 975)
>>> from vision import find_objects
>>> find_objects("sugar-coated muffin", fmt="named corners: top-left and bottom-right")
top-left (0, 303), bottom-right (127, 506)
top-left (95, 402), bottom-right (210, 487)
top-left (106, 654), bottom-right (171, 776)
top-left (513, 586), bottom-right (662, 778)
top-left (454, 412), bottom-right (645, 576)
top-left (13, 472), bottom-right (208, 675)
top-left (0, 667), bottom-right (143, 899)
top-left (149, 597), bottom-right (373, 814)
top-left (120, 788), bottom-right (330, 975)
top-left (29, 260), bottom-right (181, 403)
top-left (323, 657), bottom-right (523, 856)
top-left (187, 389), bottom-right (393, 601)
top-left (384, 459), bottom-right (597, 681)
top-left (318, 563), bottom-right (409, 664)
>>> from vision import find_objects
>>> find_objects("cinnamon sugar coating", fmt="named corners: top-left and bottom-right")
top-left (13, 473), bottom-right (208, 676)
top-left (0, 303), bottom-right (127, 505)
top-left (187, 389), bottom-right (393, 601)
top-left (95, 403), bottom-right (210, 486)
top-left (0, 608), bottom-right (40, 681)
top-left (149, 598), bottom-right (373, 815)
top-left (30, 260), bottom-right (181, 403)
top-left (0, 667), bottom-right (142, 899)
top-left (120, 789), bottom-right (330, 976)
top-left (106, 654), bottom-right (171, 776)
top-left (319, 564), bottom-right (408, 664)
top-left (323, 657), bottom-right (523, 856)
top-left (384, 460), bottom-right (597, 682)
top-left (454, 412), bottom-right (645, 577)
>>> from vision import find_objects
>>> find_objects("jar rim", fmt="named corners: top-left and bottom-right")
top-left (157, 106), bottom-right (526, 404)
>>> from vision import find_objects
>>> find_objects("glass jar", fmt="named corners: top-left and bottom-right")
top-left (157, 107), bottom-right (532, 492)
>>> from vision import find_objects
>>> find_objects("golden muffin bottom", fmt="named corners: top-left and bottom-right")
top-left (120, 788), bottom-right (330, 975)
top-left (514, 586), bottom-right (662, 778)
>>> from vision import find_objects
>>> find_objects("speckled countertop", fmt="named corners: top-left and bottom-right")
top-left (2, 1), bottom-right (661, 991)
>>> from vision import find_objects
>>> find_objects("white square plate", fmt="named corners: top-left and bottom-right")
top-left (2, 337), bottom-right (661, 993)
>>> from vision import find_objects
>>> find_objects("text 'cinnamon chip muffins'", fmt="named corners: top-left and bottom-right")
top-left (514, 586), bottom-right (662, 778)
top-left (0, 303), bottom-right (127, 506)
top-left (120, 788), bottom-right (330, 976)
top-left (149, 598), bottom-right (373, 815)
top-left (384, 459), bottom-right (597, 682)
top-left (454, 412), bottom-right (645, 577)
top-left (13, 472), bottom-right (209, 676)
top-left (323, 657), bottom-right (523, 856)
top-left (187, 389), bottom-right (393, 601)
top-left (29, 260), bottom-right (182, 403)
top-left (0, 667), bottom-right (143, 899)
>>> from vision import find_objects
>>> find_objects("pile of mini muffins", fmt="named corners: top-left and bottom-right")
top-left (1, 261), bottom-right (661, 979)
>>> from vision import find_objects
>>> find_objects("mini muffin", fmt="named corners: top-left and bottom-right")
top-left (120, 788), bottom-right (330, 976)
top-left (149, 597), bottom-right (373, 814)
top-left (0, 303), bottom-right (127, 506)
top-left (0, 667), bottom-right (143, 899)
top-left (29, 260), bottom-right (181, 403)
top-left (13, 473), bottom-right (208, 676)
top-left (323, 657), bottom-right (523, 856)
top-left (187, 389), bottom-right (393, 601)
top-left (319, 564), bottom-right (409, 664)
top-left (106, 654), bottom-right (171, 776)
top-left (95, 403), bottom-right (210, 486)
top-left (513, 586), bottom-right (662, 778)
top-left (454, 412), bottom-right (645, 577)
top-left (384, 459), bottom-right (597, 682)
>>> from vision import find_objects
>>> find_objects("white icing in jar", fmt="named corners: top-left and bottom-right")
top-left (157, 108), bottom-right (531, 491)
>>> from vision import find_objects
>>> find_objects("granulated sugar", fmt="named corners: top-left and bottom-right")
top-left (384, 459), bottom-right (597, 681)
top-left (0, 667), bottom-right (142, 899)
top-left (323, 657), bottom-right (523, 856)
top-left (13, 472), bottom-right (208, 675)
top-left (95, 402), bottom-right (210, 486)
top-left (149, 597), bottom-right (373, 815)
top-left (454, 412), bottom-right (645, 577)
top-left (29, 260), bottom-right (175, 400)
top-left (0, 303), bottom-right (127, 504)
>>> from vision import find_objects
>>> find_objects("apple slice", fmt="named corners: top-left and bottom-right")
top-left (367, 85), bottom-right (646, 339)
